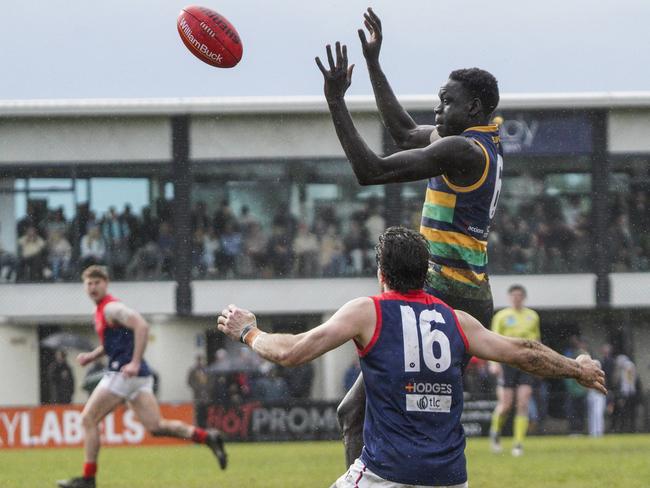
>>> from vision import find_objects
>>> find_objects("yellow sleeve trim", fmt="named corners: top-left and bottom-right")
top-left (442, 139), bottom-right (490, 193)
top-left (463, 124), bottom-right (499, 133)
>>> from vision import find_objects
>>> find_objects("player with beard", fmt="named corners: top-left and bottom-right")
top-left (57, 265), bottom-right (227, 488)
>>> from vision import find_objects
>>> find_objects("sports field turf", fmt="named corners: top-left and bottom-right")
top-left (1, 435), bottom-right (649, 487)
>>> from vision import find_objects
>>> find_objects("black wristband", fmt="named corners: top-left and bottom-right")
top-left (240, 324), bottom-right (254, 344)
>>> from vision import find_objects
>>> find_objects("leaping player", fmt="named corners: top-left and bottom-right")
top-left (217, 227), bottom-right (606, 487)
top-left (316, 8), bottom-right (503, 466)
top-left (57, 265), bottom-right (227, 488)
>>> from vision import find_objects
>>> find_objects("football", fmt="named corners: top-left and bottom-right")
top-left (177, 5), bottom-right (243, 68)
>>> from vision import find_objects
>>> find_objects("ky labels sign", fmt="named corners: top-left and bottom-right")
top-left (0, 403), bottom-right (193, 449)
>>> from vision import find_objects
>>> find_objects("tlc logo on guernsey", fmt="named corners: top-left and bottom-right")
top-left (405, 382), bottom-right (452, 413)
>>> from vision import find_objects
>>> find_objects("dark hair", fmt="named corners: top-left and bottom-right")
top-left (449, 68), bottom-right (499, 115)
top-left (508, 284), bottom-right (527, 296)
top-left (375, 227), bottom-right (430, 293)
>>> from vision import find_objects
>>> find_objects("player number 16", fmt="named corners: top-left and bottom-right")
top-left (400, 305), bottom-right (451, 373)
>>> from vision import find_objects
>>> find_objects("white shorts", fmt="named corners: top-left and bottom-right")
top-left (335, 458), bottom-right (469, 488)
top-left (97, 372), bottom-right (154, 401)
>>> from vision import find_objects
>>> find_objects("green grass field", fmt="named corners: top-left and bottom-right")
top-left (1, 435), bottom-right (649, 487)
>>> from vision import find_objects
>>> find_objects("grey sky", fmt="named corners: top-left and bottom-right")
top-left (1, 0), bottom-right (648, 100)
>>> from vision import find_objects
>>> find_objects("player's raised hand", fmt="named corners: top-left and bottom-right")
top-left (575, 354), bottom-right (607, 395)
top-left (315, 42), bottom-right (354, 102)
top-left (358, 7), bottom-right (383, 63)
top-left (217, 304), bottom-right (257, 342)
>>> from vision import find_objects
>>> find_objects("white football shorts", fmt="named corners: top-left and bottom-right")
top-left (335, 458), bottom-right (469, 488)
top-left (96, 371), bottom-right (154, 401)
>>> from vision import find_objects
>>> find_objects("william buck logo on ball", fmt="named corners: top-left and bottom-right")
top-left (178, 18), bottom-right (224, 64)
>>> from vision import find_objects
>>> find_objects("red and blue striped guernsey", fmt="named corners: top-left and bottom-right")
top-left (357, 290), bottom-right (470, 486)
top-left (420, 125), bottom-right (503, 301)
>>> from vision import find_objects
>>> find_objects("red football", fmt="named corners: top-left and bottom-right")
top-left (177, 5), bottom-right (243, 68)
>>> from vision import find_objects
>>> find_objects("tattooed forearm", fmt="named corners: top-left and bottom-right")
top-left (512, 340), bottom-right (581, 379)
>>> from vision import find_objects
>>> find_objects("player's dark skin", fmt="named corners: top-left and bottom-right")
top-left (316, 8), bottom-right (490, 187)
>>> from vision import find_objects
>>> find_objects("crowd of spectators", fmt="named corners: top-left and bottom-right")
top-left (489, 190), bottom-right (650, 274)
top-left (3, 189), bottom-right (650, 283)
top-left (187, 348), bottom-right (314, 427)
top-left (0, 198), bottom-right (386, 282)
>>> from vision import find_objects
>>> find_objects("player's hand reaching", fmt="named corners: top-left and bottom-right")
top-left (120, 361), bottom-right (140, 378)
top-left (217, 304), bottom-right (258, 343)
top-left (315, 42), bottom-right (354, 103)
top-left (575, 354), bottom-right (607, 395)
top-left (77, 352), bottom-right (93, 366)
top-left (358, 7), bottom-right (383, 63)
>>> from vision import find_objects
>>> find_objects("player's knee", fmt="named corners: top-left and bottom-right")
top-left (81, 411), bottom-right (98, 430)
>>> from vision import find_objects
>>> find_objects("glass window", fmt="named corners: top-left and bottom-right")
top-left (489, 172), bottom-right (593, 274)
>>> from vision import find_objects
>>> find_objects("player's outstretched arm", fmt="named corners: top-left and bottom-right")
top-left (77, 345), bottom-right (105, 366)
top-left (359, 8), bottom-right (438, 149)
top-left (316, 43), bottom-right (484, 185)
top-left (217, 298), bottom-right (374, 367)
top-left (457, 310), bottom-right (607, 394)
top-left (104, 302), bottom-right (149, 377)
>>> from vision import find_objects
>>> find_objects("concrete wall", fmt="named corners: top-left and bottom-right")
top-left (191, 112), bottom-right (382, 160)
top-left (0, 117), bottom-right (171, 164)
top-left (0, 323), bottom-right (39, 406)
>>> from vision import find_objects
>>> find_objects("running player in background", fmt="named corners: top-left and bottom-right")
top-left (57, 265), bottom-right (227, 488)
top-left (316, 8), bottom-right (503, 465)
top-left (489, 284), bottom-right (540, 457)
top-left (216, 227), bottom-right (606, 488)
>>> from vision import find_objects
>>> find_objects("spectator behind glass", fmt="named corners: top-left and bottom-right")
top-left (187, 354), bottom-right (211, 428)
top-left (610, 213), bottom-right (640, 272)
top-left (191, 201), bottom-right (211, 232)
top-left (140, 206), bottom-right (159, 245)
top-left (191, 228), bottom-right (207, 278)
top-left (17, 225), bottom-right (47, 281)
top-left (293, 222), bottom-right (320, 277)
top-left (126, 240), bottom-right (162, 280)
top-left (203, 228), bottom-right (220, 276)
top-left (157, 221), bottom-right (175, 277)
top-left (46, 207), bottom-right (68, 237)
top-left (213, 199), bottom-right (235, 234)
top-left (218, 221), bottom-right (243, 278)
top-left (121, 204), bottom-right (140, 254)
top-left (244, 222), bottom-right (269, 278)
top-left (102, 206), bottom-right (131, 279)
top-left (320, 224), bottom-right (346, 277)
top-left (239, 205), bottom-right (258, 238)
top-left (48, 229), bottom-right (72, 281)
top-left (267, 224), bottom-right (293, 278)
top-left (365, 203), bottom-right (386, 246)
top-left (344, 219), bottom-right (371, 275)
top-left (16, 202), bottom-right (34, 238)
top-left (80, 225), bottom-right (106, 269)
top-left (47, 349), bottom-right (75, 404)
top-left (611, 354), bottom-right (638, 433)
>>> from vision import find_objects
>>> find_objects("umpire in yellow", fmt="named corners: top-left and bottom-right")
top-left (489, 284), bottom-right (540, 457)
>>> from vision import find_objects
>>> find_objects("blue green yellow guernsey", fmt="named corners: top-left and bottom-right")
top-left (421, 125), bottom-right (503, 301)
